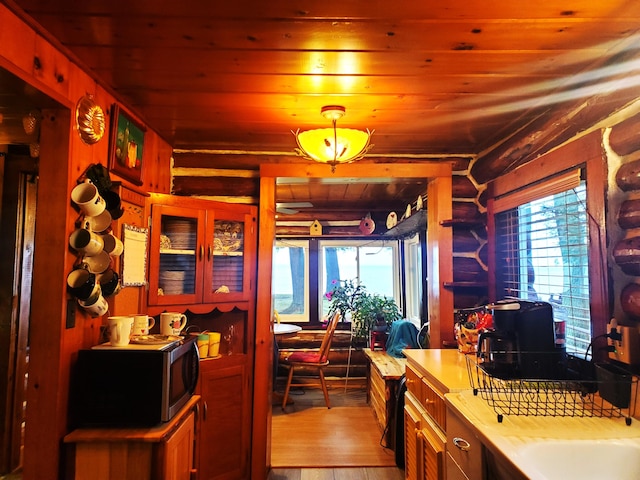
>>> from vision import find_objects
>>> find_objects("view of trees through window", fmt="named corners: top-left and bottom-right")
top-left (496, 181), bottom-right (591, 354)
top-left (272, 241), bottom-right (308, 321)
top-left (320, 244), bottom-right (396, 319)
top-left (272, 240), bottom-right (399, 323)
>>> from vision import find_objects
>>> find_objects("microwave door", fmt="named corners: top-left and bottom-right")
top-left (164, 338), bottom-right (199, 421)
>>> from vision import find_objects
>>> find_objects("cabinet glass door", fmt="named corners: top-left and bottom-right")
top-left (159, 215), bottom-right (198, 295)
top-left (149, 205), bottom-right (205, 306)
top-left (204, 212), bottom-right (253, 302)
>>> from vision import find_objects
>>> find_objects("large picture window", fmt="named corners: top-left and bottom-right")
top-left (320, 240), bottom-right (399, 319)
top-left (272, 238), bottom-right (402, 324)
top-left (494, 174), bottom-right (591, 354)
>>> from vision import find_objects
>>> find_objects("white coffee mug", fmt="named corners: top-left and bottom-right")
top-left (102, 233), bottom-right (124, 257)
top-left (160, 312), bottom-right (187, 336)
top-left (107, 316), bottom-right (134, 346)
top-left (69, 228), bottom-right (104, 256)
top-left (71, 180), bottom-right (106, 217)
top-left (78, 293), bottom-right (108, 318)
top-left (132, 315), bottom-right (156, 336)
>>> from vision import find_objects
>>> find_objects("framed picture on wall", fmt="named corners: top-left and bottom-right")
top-left (108, 104), bottom-right (145, 186)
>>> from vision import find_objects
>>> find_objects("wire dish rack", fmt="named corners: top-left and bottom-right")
top-left (466, 353), bottom-right (638, 425)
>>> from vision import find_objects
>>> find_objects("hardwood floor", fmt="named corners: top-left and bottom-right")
top-left (270, 385), bottom-right (404, 478)
top-left (268, 467), bottom-right (404, 479)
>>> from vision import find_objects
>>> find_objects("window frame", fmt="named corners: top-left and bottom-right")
top-left (318, 239), bottom-right (402, 320)
top-left (272, 239), bottom-right (310, 323)
top-left (272, 237), bottom-right (405, 326)
top-left (486, 133), bottom-right (609, 360)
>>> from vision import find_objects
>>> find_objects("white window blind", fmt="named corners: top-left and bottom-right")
top-left (495, 178), bottom-right (591, 354)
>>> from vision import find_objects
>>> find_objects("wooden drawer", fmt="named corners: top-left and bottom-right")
top-left (422, 377), bottom-right (447, 432)
top-left (446, 408), bottom-right (482, 480)
top-left (405, 365), bottom-right (422, 397)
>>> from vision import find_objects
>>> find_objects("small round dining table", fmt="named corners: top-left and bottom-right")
top-left (273, 323), bottom-right (302, 337)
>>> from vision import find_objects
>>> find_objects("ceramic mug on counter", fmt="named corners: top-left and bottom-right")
top-left (160, 312), bottom-right (187, 336)
top-left (132, 314), bottom-right (156, 336)
top-left (108, 316), bottom-right (134, 346)
top-left (197, 333), bottom-right (209, 357)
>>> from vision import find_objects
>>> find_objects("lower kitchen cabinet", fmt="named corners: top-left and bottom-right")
top-left (64, 396), bottom-right (199, 480)
top-left (403, 350), bottom-right (473, 480)
top-left (445, 407), bottom-right (482, 480)
top-left (196, 355), bottom-right (251, 480)
top-left (404, 390), bottom-right (446, 480)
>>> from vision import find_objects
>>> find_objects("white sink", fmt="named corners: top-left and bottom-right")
top-left (513, 439), bottom-right (640, 480)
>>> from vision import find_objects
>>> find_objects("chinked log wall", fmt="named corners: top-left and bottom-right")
top-left (606, 114), bottom-right (640, 327)
top-left (275, 330), bottom-right (368, 387)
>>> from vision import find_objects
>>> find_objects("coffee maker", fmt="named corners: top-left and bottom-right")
top-left (479, 299), bottom-right (564, 379)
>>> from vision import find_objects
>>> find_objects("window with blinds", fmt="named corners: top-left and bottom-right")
top-left (495, 179), bottom-right (591, 354)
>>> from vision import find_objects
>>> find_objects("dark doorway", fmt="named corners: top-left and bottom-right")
top-left (0, 148), bottom-right (38, 475)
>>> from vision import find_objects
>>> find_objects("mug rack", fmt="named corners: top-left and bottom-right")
top-left (466, 353), bottom-right (638, 426)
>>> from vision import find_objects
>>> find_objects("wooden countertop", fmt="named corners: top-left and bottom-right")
top-left (363, 348), bottom-right (406, 379)
top-left (64, 395), bottom-right (200, 444)
top-left (403, 348), bottom-right (472, 393)
top-left (403, 349), bottom-right (640, 479)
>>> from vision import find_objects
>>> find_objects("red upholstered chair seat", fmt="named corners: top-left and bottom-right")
top-left (283, 351), bottom-right (327, 364)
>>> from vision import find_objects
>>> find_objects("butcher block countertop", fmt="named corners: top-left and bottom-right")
top-left (404, 349), bottom-right (640, 480)
top-left (403, 348), bottom-right (471, 393)
top-left (64, 395), bottom-right (200, 443)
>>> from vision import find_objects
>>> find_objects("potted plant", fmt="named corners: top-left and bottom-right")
top-left (325, 279), bottom-right (401, 341)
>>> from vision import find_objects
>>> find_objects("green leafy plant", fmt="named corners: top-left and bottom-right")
top-left (325, 279), bottom-right (402, 340)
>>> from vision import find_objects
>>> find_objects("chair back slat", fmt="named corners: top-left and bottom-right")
top-left (318, 312), bottom-right (341, 362)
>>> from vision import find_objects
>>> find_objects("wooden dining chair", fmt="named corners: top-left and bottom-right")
top-left (280, 311), bottom-right (341, 410)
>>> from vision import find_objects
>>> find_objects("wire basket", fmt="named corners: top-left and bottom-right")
top-left (466, 353), bottom-right (638, 425)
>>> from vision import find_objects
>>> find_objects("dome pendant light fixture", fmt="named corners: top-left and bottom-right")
top-left (293, 105), bottom-right (374, 172)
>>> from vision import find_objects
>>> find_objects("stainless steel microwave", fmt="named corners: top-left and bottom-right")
top-left (70, 335), bottom-right (199, 427)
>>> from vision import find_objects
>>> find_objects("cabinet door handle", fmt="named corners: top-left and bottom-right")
top-left (208, 245), bottom-right (213, 260)
top-left (199, 245), bottom-right (204, 260)
top-left (203, 400), bottom-right (208, 421)
top-left (453, 437), bottom-right (471, 451)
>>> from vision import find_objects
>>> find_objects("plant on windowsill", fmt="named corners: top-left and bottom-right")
top-left (325, 279), bottom-right (402, 342)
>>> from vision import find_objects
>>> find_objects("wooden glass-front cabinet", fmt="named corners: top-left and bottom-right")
top-left (146, 194), bottom-right (257, 480)
top-left (148, 196), bottom-right (256, 308)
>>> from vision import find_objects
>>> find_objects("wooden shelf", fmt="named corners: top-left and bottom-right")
top-left (443, 282), bottom-right (488, 289)
top-left (384, 209), bottom-right (426, 238)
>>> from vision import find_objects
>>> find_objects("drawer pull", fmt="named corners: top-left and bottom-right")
top-left (453, 437), bottom-right (471, 451)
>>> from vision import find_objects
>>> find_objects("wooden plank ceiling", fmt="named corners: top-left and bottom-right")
top-left (4, 0), bottom-right (640, 225)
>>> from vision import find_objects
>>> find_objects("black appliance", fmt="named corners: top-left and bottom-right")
top-left (393, 375), bottom-right (407, 469)
top-left (70, 335), bottom-right (199, 427)
top-left (481, 299), bottom-right (564, 379)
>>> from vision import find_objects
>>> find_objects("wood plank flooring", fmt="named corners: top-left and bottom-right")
top-left (268, 467), bottom-right (405, 480)
top-left (271, 386), bottom-right (403, 477)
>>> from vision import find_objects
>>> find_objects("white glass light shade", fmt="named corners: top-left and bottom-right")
top-left (294, 127), bottom-right (373, 164)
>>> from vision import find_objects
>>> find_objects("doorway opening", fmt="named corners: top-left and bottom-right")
top-left (0, 148), bottom-right (38, 476)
